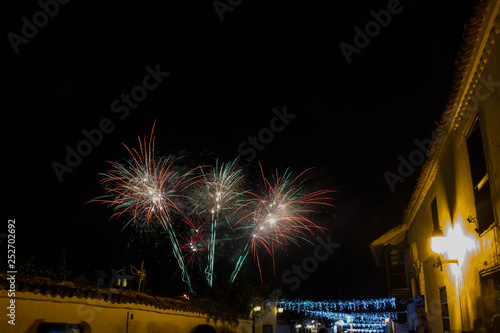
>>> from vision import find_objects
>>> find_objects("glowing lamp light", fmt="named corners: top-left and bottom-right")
top-left (277, 307), bottom-right (284, 313)
top-left (254, 306), bottom-right (261, 312)
top-left (446, 222), bottom-right (474, 263)
top-left (430, 228), bottom-right (447, 254)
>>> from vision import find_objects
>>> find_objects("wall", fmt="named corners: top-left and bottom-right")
top-left (0, 290), bottom-right (253, 333)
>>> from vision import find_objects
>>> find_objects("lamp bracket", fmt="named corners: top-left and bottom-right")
top-left (442, 259), bottom-right (459, 265)
top-left (433, 256), bottom-right (459, 270)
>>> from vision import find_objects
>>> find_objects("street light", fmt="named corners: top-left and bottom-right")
top-left (252, 306), bottom-right (261, 333)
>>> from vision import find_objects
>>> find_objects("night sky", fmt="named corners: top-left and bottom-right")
top-left (5, 0), bottom-right (476, 299)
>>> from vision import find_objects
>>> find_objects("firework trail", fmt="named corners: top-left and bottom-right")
top-left (197, 158), bottom-right (247, 287)
top-left (92, 123), bottom-right (199, 291)
top-left (230, 164), bottom-right (335, 283)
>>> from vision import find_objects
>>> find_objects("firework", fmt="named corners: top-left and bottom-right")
top-left (197, 158), bottom-right (247, 287)
top-left (230, 164), bottom-right (335, 282)
top-left (92, 123), bottom-right (335, 291)
top-left (93, 123), bottom-right (198, 291)
top-left (179, 216), bottom-right (208, 268)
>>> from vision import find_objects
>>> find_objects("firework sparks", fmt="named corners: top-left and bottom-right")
top-left (92, 123), bottom-right (335, 290)
top-left (198, 158), bottom-right (247, 287)
top-left (92, 123), bottom-right (198, 291)
top-left (179, 216), bottom-right (208, 268)
top-left (230, 164), bottom-right (335, 282)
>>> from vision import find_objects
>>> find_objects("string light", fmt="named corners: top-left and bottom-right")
top-left (303, 310), bottom-right (398, 323)
top-left (276, 298), bottom-right (397, 312)
top-left (277, 298), bottom-right (401, 332)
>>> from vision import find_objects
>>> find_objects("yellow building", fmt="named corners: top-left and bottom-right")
top-left (371, 1), bottom-right (500, 332)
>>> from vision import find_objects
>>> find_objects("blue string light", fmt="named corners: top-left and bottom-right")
top-left (276, 298), bottom-right (401, 331)
top-left (303, 310), bottom-right (397, 323)
top-left (276, 298), bottom-right (396, 312)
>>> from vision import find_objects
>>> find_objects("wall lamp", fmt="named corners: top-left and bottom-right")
top-left (430, 227), bottom-right (446, 254)
top-left (467, 215), bottom-right (480, 234)
top-left (430, 227), bottom-right (459, 270)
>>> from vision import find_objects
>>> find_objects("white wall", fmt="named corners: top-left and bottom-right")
top-left (0, 290), bottom-right (253, 333)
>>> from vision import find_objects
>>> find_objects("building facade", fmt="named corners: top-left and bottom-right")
top-left (371, 1), bottom-right (500, 332)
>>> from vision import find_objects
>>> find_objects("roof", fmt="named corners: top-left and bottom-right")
top-left (0, 275), bottom-right (203, 314)
top-left (371, 223), bottom-right (409, 248)
top-left (371, 0), bottom-right (500, 254)
top-left (402, 0), bottom-right (499, 224)
top-left (370, 222), bottom-right (409, 266)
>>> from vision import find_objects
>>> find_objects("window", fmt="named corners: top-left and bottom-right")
top-left (466, 118), bottom-right (495, 233)
top-left (440, 286), bottom-right (451, 333)
top-left (431, 196), bottom-right (439, 231)
top-left (263, 324), bottom-right (273, 333)
top-left (384, 245), bottom-right (412, 299)
top-left (481, 270), bottom-right (500, 322)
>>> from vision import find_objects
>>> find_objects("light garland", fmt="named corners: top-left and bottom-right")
top-left (303, 310), bottom-right (398, 323)
top-left (277, 298), bottom-right (402, 331)
top-left (276, 298), bottom-right (397, 312)
top-left (350, 323), bottom-right (390, 328)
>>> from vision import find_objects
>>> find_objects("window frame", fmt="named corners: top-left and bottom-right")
top-left (465, 115), bottom-right (495, 234)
